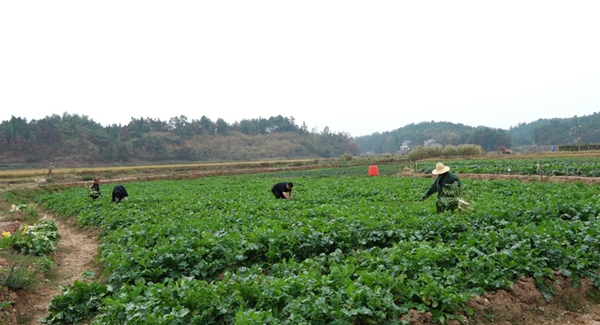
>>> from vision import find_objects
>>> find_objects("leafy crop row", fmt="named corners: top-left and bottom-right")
top-left (37, 172), bottom-right (600, 324)
top-left (413, 157), bottom-right (600, 177)
top-left (2, 218), bottom-right (60, 256)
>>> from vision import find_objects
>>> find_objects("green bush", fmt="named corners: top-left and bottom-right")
top-left (442, 145), bottom-right (458, 157)
top-left (1, 262), bottom-right (35, 291)
top-left (0, 254), bottom-right (49, 291)
top-left (5, 218), bottom-right (60, 256)
top-left (20, 204), bottom-right (39, 218)
top-left (407, 145), bottom-right (443, 161)
top-left (41, 280), bottom-right (110, 325)
top-left (410, 144), bottom-right (484, 161)
top-left (455, 144), bottom-right (484, 156)
top-left (340, 153), bottom-right (353, 161)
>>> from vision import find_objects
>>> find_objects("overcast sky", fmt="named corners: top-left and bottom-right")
top-left (1, 1), bottom-right (599, 137)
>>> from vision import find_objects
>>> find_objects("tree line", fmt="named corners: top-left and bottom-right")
top-left (0, 114), bottom-right (359, 166)
top-left (356, 121), bottom-right (512, 154)
top-left (357, 113), bottom-right (600, 154)
top-left (2, 111), bottom-right (597, 163)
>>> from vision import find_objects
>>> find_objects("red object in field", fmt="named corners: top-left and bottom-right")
top-left (497, 146), bottom-right (512, 154)
top-left (368, 165), bottom-right (379, 176)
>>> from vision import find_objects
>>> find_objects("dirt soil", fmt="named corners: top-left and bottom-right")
top-left (0, 169), bottom-right (599, 324)
top-left (0, 211), bottom-right (99, 325)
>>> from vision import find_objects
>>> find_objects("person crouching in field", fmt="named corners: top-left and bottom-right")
top-left (421, 163), bottom-right (462, 213)
top-left (112, 185), bottom-right (129, 203)
top-left (272, 182), bottom-right (293, 200)
top-left (89, 178), bottom-right (101, 199)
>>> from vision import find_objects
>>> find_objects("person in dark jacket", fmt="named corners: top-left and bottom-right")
top-left (89, 178), bottom-right (101, 199)
top-left (272, 182), bottom-right (293, 199)
top-left (421, 163), bottom-right (461, 213)
top-left (112, 185), bottom-right (129, 203)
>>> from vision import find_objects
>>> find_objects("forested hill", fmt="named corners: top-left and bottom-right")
top-left (0, 114), bottom-right (359, 167)
top-left (2, 112), bottom-right (598, 164)
top-left (356, 121), bottom-right (512, 154)
top-left (356, 113), bottom-right (600, 154)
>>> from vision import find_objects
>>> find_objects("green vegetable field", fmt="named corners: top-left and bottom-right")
top-left (414, 157), bottom-right (600, 176)
top-left (36, 163), bottom-right (600, 324)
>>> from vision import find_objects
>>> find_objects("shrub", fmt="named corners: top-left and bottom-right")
top-left (0, 262), bottom-right (35, 291)
top-left (410, 144), bottom-right (484, 160)
top-left (41, 280), bottom-right (110, 325)
top-left (5, 218), bottom-right (60, 256)
top-left (340, 153), bottom-right (353, 161)
top-left (442, 145), bottom-right (458, 157)
top-left (456, 144), bottom-right (484, 156)
top-left (407, 146), bottom-right (443, 161)
top-left (19, 204), bottom-right (39, 218)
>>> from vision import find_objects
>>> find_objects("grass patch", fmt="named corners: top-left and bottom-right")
top-left (586, 287), bottom-right (600, 304)
top-left (0, 254), bottom-right (52, 291)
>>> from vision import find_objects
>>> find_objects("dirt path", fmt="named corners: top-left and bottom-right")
top-left (6, 214), bottom-right (100, 325)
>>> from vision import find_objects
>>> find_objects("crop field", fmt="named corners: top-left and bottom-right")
top-left (414, 157), bottom-right (600, 177)
top-left (36, 163), bottom-right (600, 324)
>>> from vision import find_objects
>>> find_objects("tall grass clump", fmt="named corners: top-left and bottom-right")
top-left (409, 144), bottom-right (484, 161)
top-left (407, 145), bottom-right (443, 161)
top-left (443, 144), bottom-right (484, 157)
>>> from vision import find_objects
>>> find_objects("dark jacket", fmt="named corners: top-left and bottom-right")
top-left (271, 182), bottom-right (292, 199)
top-left (422, 172), bottom-right (461, 200)
top-left (112, 185), bottom-right (129, 202)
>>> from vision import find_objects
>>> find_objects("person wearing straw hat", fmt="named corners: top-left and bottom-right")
top-left (421, 162), bottom-right (462, 213)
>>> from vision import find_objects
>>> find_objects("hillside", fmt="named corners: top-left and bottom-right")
top-left (356, 112), bottom-right (600, 154)
top-left (1, 112), bottom-right (599, 162)
top-left (0, 114), bottom-right (359, 168)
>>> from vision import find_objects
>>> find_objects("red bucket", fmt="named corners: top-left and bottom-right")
top-left (368, 165), bottom-right (379, 176)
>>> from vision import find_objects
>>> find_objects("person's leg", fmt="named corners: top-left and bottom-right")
top-left (272, 190), bottom-right (284, 199)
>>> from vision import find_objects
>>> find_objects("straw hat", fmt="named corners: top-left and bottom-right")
top-left (432, 162), bottom-right (450, 175)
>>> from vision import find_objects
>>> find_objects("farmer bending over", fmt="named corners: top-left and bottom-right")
top-left (272, 182), bottom-right (293, 199)
top-left (112, 185), bottom-right (129, 203)
top-left (421, 163), bottom-right (461, 213)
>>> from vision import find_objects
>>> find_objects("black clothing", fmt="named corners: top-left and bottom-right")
top-left (272, 182), bottom-right (292, 199)
top-left (112, 185), bottom-right (129, 202)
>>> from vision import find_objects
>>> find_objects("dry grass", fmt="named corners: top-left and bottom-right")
top-left (0, 159), bottom-right (318, 180)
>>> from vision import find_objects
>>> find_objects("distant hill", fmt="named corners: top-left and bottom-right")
top-left (2, 112), bottom-right (598, 163)
top-left (0, 114), bottom-right (359, 167)
top-left (356, 112), bottom-right (600, 154)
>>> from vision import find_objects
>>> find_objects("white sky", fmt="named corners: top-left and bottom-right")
top-left (1, 1), bottom-right (599, 137)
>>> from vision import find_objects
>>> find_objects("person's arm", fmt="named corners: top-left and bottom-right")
top-left (422, 180), bottom-right (437, 200)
